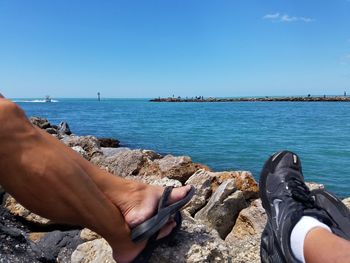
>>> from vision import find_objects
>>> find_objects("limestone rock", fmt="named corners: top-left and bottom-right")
top-left (151, 155), bottom-right (208, 183)
top-left (225, 199), bottom-right (267, 263)
top-left (149, 213), bottom-right (232, 262)
top-left (125, 175), bottom-right (182, 188)
top-left (98, 138), bottom-right (119, 148)
top-left (101, 147), bottom-right (130, 157)
top-left (195, 180), bottom-right (248, 239)
top-left (4, 195), bottom-right (50, 225)
top-left (343, 197), bottom-right (350, 209)
top-left (58, 121), bottom-right (72, 135)
top-left (45, 127), bottom-right (58, 134)
top-left (184, 170), bottom-right (259, 217)
top-left (80, 228), bottom-right (101, 242)
top-left (62, 135), bottom-right (102, 159)
top-left (91, 149), bottom-right (146, 176)
top-left (71, 146), bottom-right (89, 159)
top-left (71, 238), bottom-right (115, 263)
top-left (30, 117), bottom-right (51, 129)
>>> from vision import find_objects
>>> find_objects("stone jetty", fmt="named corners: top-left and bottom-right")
top-left (1, 117), bottom-right (349, 262)
top-left (150, 96), bottom-right (350, 102)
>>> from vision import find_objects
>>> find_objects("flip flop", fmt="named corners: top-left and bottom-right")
top-left (131, 211), bottom-right (182, 263)
top-left (131, 185), bottom-right (195, 243)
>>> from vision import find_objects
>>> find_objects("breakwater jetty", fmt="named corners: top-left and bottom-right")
top-left (150, 96), bottom-right (350, 102)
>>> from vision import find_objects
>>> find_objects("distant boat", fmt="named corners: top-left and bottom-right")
top-left (45, 95), bottom-right (52, 103)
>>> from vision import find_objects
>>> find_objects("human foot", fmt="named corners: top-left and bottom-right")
top-left (105, 181), bottom-right (193, 262)
top-left (105, 180), bottom-right (193, 229)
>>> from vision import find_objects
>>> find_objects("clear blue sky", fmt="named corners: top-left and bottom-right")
top-left (1, 0), bottom-right (350, 98)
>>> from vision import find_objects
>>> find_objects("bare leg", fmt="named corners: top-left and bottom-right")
top-left (0, 98), bottom-right (191, 263)
top-left (304, 228), bottom-right (350, 263)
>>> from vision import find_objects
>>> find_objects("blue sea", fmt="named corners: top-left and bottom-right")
top-left (14, 98), bottom-right (350, 198)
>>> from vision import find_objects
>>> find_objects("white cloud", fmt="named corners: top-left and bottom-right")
top-left (346, 54), bottom-right (350, 59)
top-left (263, 13), bottom-right (280, 19)
top-left (263, 13), bottom-right (314, 23)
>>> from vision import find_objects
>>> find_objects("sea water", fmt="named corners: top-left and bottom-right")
top-left (14, 98), bottom-right (350, 198)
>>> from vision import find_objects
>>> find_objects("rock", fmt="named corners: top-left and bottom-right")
top-left (91, 149), bottom-right (146, 176)
top-left (149, 213), bottom-right (232, 262)
top-left (194, 180), bottom-right (248, 239)
top-left (45, 127), bottom-right (58, 134)
top-left (30, 117), bottom-right (51, 129)
top-left (98, 138), bottom-right (120, 148)
top-left (34, 230), bottom-right (83, 262)
top-left (153, 155), bottom-right (208, 183)
top-left (342, 197), bottom-right (350, 209)
top-left (125, 175), bottom-right (182, 188)
top-left (4, 195), bottom-right (50, 225)
top-left (71, 238), bottom-right (115, 263)
top-left (62, 135), bottom-right (102, 159)
top-left (184, 170), bottom-right (258, 216)
top-left (141, 150), bottom-right (162, 160)
top-left (225, 199), bottom-right (267, 263)
top-left (101, 147), bottom-right (130, 157)
top-left (80, 228), bottom-right (101, 241)
top-left (58, 121), bottom-right (72, 135)
top-left (71, 146), bottom-right (89, 160)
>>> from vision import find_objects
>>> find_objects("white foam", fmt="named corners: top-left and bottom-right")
top-left (12, 99), bottom-right (59, 103)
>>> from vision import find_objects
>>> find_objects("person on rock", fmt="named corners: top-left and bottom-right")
top-left (1, 93), bottom-right (350, 263)
top-left (259, 151), bottom-right (350, 263)
top-left (0, 94), bottom-right (194, 263)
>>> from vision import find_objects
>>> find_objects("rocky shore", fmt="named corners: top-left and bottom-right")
top-left (1, 117), bottom-right (349, 263)
top-left (150, 96), bottom-right (350, 102)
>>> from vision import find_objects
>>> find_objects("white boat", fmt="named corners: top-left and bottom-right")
top-left (45, 96), bottom-right (52, 103)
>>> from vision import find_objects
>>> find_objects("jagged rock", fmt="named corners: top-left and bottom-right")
top-left (184, 170), bottom-right (214, 216)
top-left (34, 230), bottom-right (83, 262)
top-left (194, 180), bottom-right (248, 239)
top-left (125, 175), bottom-right (182, 188)
top-left (58, 121), bottom-right (72, 135)
top-left (4, 195), bottom-right (50, 225)
top-left (141, 149), bottom-right (162, 160)
top-left (184, 170), bottom-right (259, 217)
top-left (71, 214), bottom-right (232, 263)
top-left (80, 228), bottom-right (101, 241)
top-left (71, 146), bottom-right (89, 160)
top-left (101, 147), bottom-right (130, 157)
top-left (225, 199), bottom-right (267, 263)
top-left (71, 238), bottom-right (115, 263)
top-left (62, 135), bottom-right (102, 159)
top-left (98, 138), bottom-right (120, 148)
top-left (30, 117), bottom-right (51, 129)
top-left (91, 149), bottom-right (146, 176)
top-left (150, 213), bottom-right (232, 262)
top-left (45, 127), bottom-right (58, 134)
top-left (57, 247), bottom-right (78, 263)
top-left (343, 197), bottom-right (350, 209)
top-left (151, 155), bottom-right (208, 183)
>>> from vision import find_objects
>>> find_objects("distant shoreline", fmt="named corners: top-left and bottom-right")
top-left (150, 96), bottom-right (350, 102)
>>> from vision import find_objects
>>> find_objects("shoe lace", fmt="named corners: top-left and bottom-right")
top-left (288, 177), bottom-right (315, 208)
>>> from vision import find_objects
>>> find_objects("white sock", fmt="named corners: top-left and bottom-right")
top-left (290, 216), bottom-right (332, 263)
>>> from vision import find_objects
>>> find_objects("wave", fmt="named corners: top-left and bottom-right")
top-left (13, 99), bottom-right (59, 103)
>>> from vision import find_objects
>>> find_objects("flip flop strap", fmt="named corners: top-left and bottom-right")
top-left (157, 186), bottom-right (173, 212)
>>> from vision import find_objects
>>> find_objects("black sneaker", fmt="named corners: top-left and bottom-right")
top-left (259, 151), bottom-right (350, 263)
top-left (260, 187), bottom-right (350, 263)
top-left (310, 189), bottom-right (350, 240)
